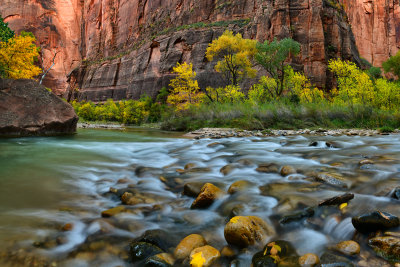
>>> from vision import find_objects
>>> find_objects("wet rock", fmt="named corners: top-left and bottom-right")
top-left (352, 211), bottom-right (400, 233)
top-left (191, 183), bottom-right (224, 209)
top-left (101, 206), bottom-right (127, 217)
top-left (228, 204), bottom-right (245, 219)
top-left (184, 163), bottom-right (196, 170)
top-left (134, 229), bottom-right (177, 251)
top-left (61, 223), bottom-right (73, 231)
top-left (207, 142), bottom-right (221, 148)
top-left (189, 245), bottom-right (220, 267)
top-left (280, 166), bottom-right (296, 176)
top-left (224, 216), bottom-right (275, 247)
top-left (319, 193), bottom-right (354, 206)
top-left (320, 252), bottom-right (354, 267)
top-left (174, 234), bottom-right (207, 260)
top-left (256, 163), bottom-right (279, 173)
top-left (309, 141), bottom-right (319, 147)
top-left (298, 253), bottom-right (319, 266)
top-left (391, 187), bottom-right (400, 200)
top-left (220, 164), bottom-right (235, 175)
top-left (145, 253), bottom-right (175, 267)
top-left (121, 191), bottom-right (157, 205)
top-left (220, 246), bottom-right (235, 258)
top-left (228, 180), bottom-right (251, 194)
top-left (335, 240), bottom-right (360, 256)
top-left (130, 242), bottom-right (164, 262)
top-left (185, 167), bottom-right (212, 173)
top-left (278, 256), bottom-right (301, 267)
top-left (262, 240), bottom-right (298, 258)
top-left (359, 159), bottom-right (374, 166)
top-left (252, 252), bottom-right (278, 267)
top-left (369, 236), bottom-right (400, 262)
top-left (314, 173), bottom-right (350, 188)
top-left (279, 207), bottom-right (314, 224)
top-left (135, 166), bottom-right (161, 177)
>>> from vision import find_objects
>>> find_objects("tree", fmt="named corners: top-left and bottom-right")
top-left (0, 31), bottom-right (42, 79)
top-left (383, 50), bottom-right (400, 79)
top-left (255, 38), bottom-right (301, 97)
top-left (206, 30), bottom-right (257, 86)
top-left (0, 16), bottom-right (14, 43)
top-left (167, 62), bottom-right (205, 110)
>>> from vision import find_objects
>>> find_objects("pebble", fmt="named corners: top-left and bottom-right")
top-left (174, 234), bottom-right (207, 260)
top-left (299, 253), bottom-right (320, 266)
top-left (335, 240), bottom-right (361, 256)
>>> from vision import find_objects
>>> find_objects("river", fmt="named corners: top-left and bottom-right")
top-left (0, 128), bottom-right (398, 266)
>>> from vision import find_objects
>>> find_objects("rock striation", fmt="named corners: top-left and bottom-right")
top-left (1, 0), bottom-right (398, 100)
top-left (0, 79), bottom-right (78, 136)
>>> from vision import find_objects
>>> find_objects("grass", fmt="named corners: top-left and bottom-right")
top-left (160, 101), bottom-right (400, 132)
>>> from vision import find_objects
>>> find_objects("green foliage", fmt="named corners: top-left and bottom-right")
top-left (383, 50), bottom-right (400, 79)
top-left (255, 38), bottom-right (301, 96)
top-left (205, 85), bottom-right (245, 104)
top-left (156, 87), bottom-right (169, 104)
top-left (72, 98), bottom-right (164, 125)
top-left (206, 30), bottom-right (257, 86)
top-left (0, 16), bottom-right (14, 43)
top-left (368, 66), bottom-right (382, 80)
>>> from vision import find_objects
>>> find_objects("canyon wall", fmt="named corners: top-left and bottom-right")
top-left (0, 0), bottom-right (82, 95)
top-left (1, 0), bottom-right (398, 100)
top-left (343, 0), bottom-right (400, 67)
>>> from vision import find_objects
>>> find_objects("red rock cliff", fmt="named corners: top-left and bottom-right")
top-left (342, 0), bottom-right (400, 67)
top-left (0, 0), bottom-right (83, 95)
top-left (2, 0), bottom-right (397, 100)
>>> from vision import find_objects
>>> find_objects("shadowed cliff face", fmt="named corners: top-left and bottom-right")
top-left (343, 0), bottom-right (400, 67)
top-left (0, 0), bottom-right (397, 100)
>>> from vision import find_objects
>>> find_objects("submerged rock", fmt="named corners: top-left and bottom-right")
top-left (391, 187), bottom-right (400, 200)
top-left (280, 166), bottom-right (296, 176)
top-left (262, 240), bottom-right (298, 258)
top-left (320, 252), bottom-right (354, 267)
top-left (220, 164), bottom-right (235, 175)
top-left (224, 216), bottom-right (275, 247)
top-left (134, 229), bottom-right (177, 251)
top-left (319, 193), bottom-right (354, 206)
top-left (252, 252), bottom-right (278, 267)
top-left (369, 236), bottom-right (400, 262)
top-left (280, 207), bottom-right (314, 224)
top-left (101, 206), bottom-right (126, 217)
top-left (183, 182), bottom-right (204, 197)
top-left (191, 183), bottom-right (224, 209)
top-left (314, 173), bottom-right (350, 188)
top-left (228, 180), bottom-right (251, 194)
top-left (256, 163), bottom-right (279, 173)
top-left (335, 240), bottom-right (360, 256)
top-left (174, 234), bottom-right (207, 260)
top-left (189, 245), bottom-right (220, 267)
top-left (145, 253), bottom-right (175, 267)
top-left (352, 211), bottom-right (400, 233)
top-left (0, 79), bottom-right (78, 136)
top-left (130, 242), bottom-right (164, 262)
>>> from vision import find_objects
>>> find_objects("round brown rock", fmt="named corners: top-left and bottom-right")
top-left (189, 245), bottom-right (220, 267)
top-left (299, 253), bottom-right (320, 266)
top-left (190, 183), bottom-right (224, 209)
top-left (174, 234), bottom-right (207, 260)
top-left (228, 180), bottom-right (251, 194)
top-left (280, 166), bottom-right (296, 176)
top-left (224, 216), bottom-right (275, 247)
top-left (335, 240), bottom-right (360, 256)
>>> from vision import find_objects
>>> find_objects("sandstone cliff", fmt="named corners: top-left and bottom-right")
top-left (0, 0), bottom-right (398, 101)
top-left (343, 0), bottom-right (400, 67)
top-left (0, 0), bottom-right (82, 95)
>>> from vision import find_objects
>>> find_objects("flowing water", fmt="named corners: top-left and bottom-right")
top-left (0, 128), bottom-right (399, 266)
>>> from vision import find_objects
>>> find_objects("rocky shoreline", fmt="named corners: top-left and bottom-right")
top-left (184, 128), bottom-right (399, 139)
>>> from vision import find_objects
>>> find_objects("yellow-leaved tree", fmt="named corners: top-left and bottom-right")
top-left (0, 31), bottom-right (41, 79)
top-left (167, 62), bottom-right (205, 111)
top-left (206, 30), bottom-right (257, 86)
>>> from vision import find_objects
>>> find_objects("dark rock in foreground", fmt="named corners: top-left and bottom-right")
top-left (0, 79), bottom-right (78, 137)
top-left (352, 211), bottom-right (400, 233)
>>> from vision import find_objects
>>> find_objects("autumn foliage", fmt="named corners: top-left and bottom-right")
top-left (0, 31), bottom-right (41, 79)
top-left (167, 62), bottom-right (205, 110)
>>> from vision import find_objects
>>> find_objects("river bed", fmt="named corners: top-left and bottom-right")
top-left (0, 128), bottom-right (399, 266)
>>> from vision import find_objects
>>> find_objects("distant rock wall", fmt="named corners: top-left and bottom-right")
top-left (1, 0), bottom-right (398, 100)
top-left (343, 0), bottom-right (400, 67)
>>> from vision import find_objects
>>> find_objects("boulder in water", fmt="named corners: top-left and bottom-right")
top-left (145, 253), bottom-right (175, 267)
top-left (130, 242), bottom-right (164, 262)
top-left (190, 183), bottom-right (224, 209)
top-left (319, 193), bottom-right (354, 206)
top-left (224, 216), bottom-right (275, 247)
top-left (369, 235), bottom-right (400, 262)
top-left (0, 79), bottom-right (78, 136)
top-left (335, 240), bottom-right (360, 256)
top-left (298, 253), bottom-right (320, 266)
top-left (189, 245), bottom-right (220, 267)
top-left (352, 211), bottom-right (399, 233)
top-left (174, 234), bottom-right (207, 260)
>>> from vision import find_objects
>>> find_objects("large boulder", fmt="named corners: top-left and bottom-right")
top-left (0, 79), bottom-right (78, 136)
